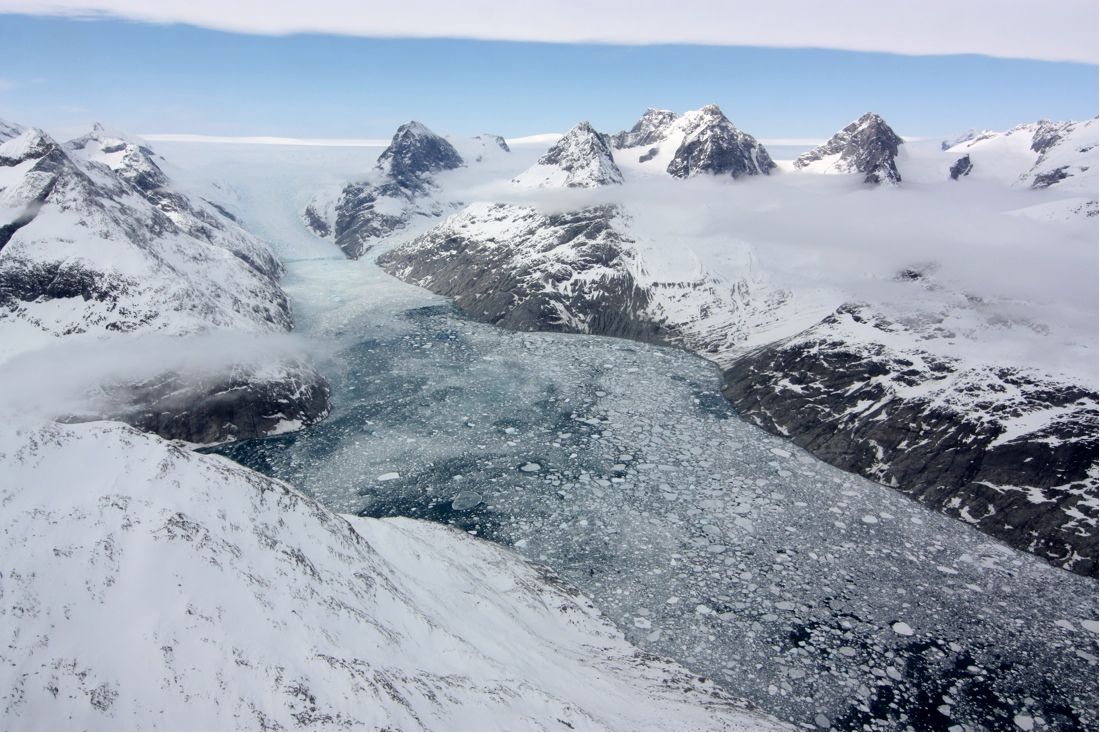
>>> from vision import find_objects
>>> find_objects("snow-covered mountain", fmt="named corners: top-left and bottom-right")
top-left (940, 118), bottom-right (1098, 217)
top-left (0, 418), bottom-right (781, 731)
top-left (612, 104), bottom-right (776, 179)
top-left (378, 110), bottom-right (1099, 576)
top-left (303, 121), bottom-right (494, 258)
top-left (793, 112), bottom-right (904, 184)
top-left (724, 300), bottom-right (1098, 573)
top-left (0, 119), bottom-right (329, 443)
top-left (611, 107), bottom-right (678, 150)
top-left (512, 121), bottom-right (623, 188)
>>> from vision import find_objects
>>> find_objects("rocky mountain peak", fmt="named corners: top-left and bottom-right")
top-left (794, 112), bottom-right (903, 185)
top-left (374, 120), bottom-right (464, 189)
top-left (612, 107), bottom-right (678, 149)
top-left (666, 105), bottom-right (775, 179)
top-left (513, 121), bottom-right (623, 188)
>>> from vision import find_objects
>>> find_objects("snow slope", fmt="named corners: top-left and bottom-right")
top-left (0, 419), bottom-right (781, 731)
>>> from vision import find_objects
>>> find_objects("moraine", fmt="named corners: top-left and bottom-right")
top-left (156, 140), bottom-right (1099, 732)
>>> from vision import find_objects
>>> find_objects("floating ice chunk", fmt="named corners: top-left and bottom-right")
top-left (519, 462), bottom-right (541, 473)
top-left (633, 617), bottom-right (652, 629)
top-left (775, 601), bottom-right (796, 611)
top-left (770, 447), bottom-right (792, 458)
top-left (892, 621), bottom-right (914, 636)
top-left (377, 472), bottom-right (400, 481)
top-left (1013, 714), bottom-right (1035, 731)
top-left (451, 491), bottom-right (483, 511)
top-left (1081, 619), bottom-right (1099, 633)
top-left (861, 515), bottom-right (879, 524)
top-left (837, 646), bottom-right (857, 657)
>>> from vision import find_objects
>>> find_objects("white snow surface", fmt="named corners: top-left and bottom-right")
top-left (0, 419), bottom-right (782, 731)
top-left (0, 122), bottom-right (292, 365)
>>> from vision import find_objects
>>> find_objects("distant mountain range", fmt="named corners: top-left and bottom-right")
top-left (371, 107), bottom-right (1098, 576)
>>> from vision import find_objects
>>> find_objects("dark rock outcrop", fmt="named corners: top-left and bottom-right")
top-left (795, 112), bottom-right (904, 184)
top-left (666, 105), bottom-right (776, 179)
top-left (378, 204), bottom-right (666, 344)
top-left (101, 365), bottom-right (331, 444)
top-left (949, 154), bottom-right (973, 180)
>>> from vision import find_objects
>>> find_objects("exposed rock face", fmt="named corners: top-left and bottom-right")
top-left (611, 108), bottom-right (678, 149)
top-left (0, 419), bottom-right (781, 730)
top-left (950, 154), bottom-right (973, 180)
top-left (99, 362), bottom-right (331, 444)
top-left (378, 204), bottom-right (665, 343)
top-left (0, 120), bottom-right (330, 442)
top-left (303, 121), bottom-right (464, 258)
top-left (666, 105), bottom-right (776, 179)
top-left (512, 121), bottom-right (624, 188)
top-left (795, 112), bottom-right (904, 184)
top-left (375, 120), bottom-right (464, 189)
top-left (722, 304), bottom-right (1098, 576)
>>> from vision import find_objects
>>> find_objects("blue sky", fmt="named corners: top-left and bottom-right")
top-left (0, 12), bottom-right (1096, 141)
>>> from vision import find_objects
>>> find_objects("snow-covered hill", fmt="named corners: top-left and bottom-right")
top-left (378, 111), bottom-right (1099, 576)
top-left (0, 119), bottom-right (330, 443)
top-left (0, 419), bottom-right (781, 731)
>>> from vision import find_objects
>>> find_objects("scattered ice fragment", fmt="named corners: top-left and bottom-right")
top-left (775, 601), bottom-right (796, 611)
top-left (376, 472), bottom-right (400, 481)
top-left (814, 713), bottom-right (830, 729)
top-left (633, 617), bottom-right (652, 629)
top-left (1080, 619), bottom-right (1099, 633)
top-left (837, 646), bottom-right (857, 657)
top-left (451, 491), bottom-right (483, 511)
top-left (1013, 714), bottom-right (1035, 731)
top-left (770, 447), bottom-right (791, 458)
top-left (519, 462), bottom-right (541, 473)
top-left (892, 621), bottom-right (914, 636)
top-left (861, 515), bottom-right (879, 524)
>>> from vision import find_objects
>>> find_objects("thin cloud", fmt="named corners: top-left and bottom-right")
top-left (1, 0), bottom-right (1096, 64)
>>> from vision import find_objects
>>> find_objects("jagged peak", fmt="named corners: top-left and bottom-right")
top-left (665, 106), bottom-right (775, 179)
top-left (374, 120), bottom-right (464, 187)
top-left (794, 112), bottom-right (903, 185)
top-left (612, 108), bottom-right (678, 149)
top-left (513, 121), bottom-right (623, 188)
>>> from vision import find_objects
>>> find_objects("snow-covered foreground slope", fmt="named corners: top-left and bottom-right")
top-left (0, 420), bottom-right (781, 731)
top-left (0, 119), bottom-right (330, 442)
top-left (378, 111), bottom-right (1098, 575)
